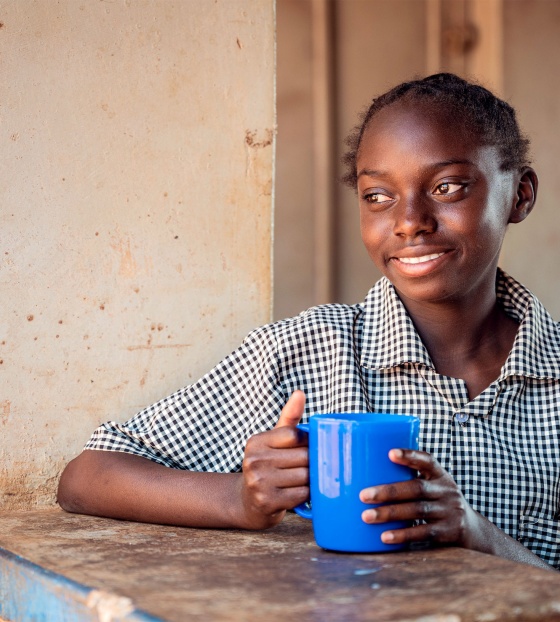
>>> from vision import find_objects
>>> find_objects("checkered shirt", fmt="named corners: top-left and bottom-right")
top-left (86, 269), bottom-right (560, 567)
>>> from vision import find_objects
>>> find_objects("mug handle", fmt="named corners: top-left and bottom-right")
top-left (293, 423), bottom-right (312, 520)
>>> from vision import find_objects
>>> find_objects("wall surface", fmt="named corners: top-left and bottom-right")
top-left (0, 0), bottom-right (275, 508)
top-left (500, 0), bottom-right (560, 319)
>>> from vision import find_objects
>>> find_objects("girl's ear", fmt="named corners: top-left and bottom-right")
top-left (508, 167), bottom-right (538, 224)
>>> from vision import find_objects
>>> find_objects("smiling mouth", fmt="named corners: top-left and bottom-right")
top-left (390, 250), bottom-right (450, 277)
top-left (395, 252), bottom-right (445, 265)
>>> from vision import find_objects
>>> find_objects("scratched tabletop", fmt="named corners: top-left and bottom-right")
top-left (1, 508), bottom-right (560, 621)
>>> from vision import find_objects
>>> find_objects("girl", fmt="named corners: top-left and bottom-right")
top-left (58, 74), bottom-right (560, 570)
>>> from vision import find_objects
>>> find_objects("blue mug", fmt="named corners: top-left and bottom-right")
top-left (294, 412), bottom-right (420, 553)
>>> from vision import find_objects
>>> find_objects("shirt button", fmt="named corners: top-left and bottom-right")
top-left (455, 412), bottom-right (469, 423)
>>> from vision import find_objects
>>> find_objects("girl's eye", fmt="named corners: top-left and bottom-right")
top-left (363, 192), bottom-right (392, 204)
top-left (433, 182), bottom-right (463, 196)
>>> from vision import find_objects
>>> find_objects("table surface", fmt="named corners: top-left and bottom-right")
top-left (1, 508), bottom-right (560, 622)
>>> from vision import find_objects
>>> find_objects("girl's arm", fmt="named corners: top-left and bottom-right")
top-left (57, 392), bottom-right (308, 530)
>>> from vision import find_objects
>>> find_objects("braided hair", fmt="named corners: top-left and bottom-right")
top-left (342, 73), bottom-right (531, 189)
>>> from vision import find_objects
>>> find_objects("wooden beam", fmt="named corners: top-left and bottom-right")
top-left (311, 0), bottom-right (336, 305)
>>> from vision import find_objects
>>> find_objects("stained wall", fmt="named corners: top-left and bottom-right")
top-left (0, 0), bottom-right (275, 508)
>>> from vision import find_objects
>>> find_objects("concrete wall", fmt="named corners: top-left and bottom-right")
top-left (1, 0), bottom-right (275, 508)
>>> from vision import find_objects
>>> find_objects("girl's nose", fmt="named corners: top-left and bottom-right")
top-left (392, 196), bottom-right (437, 238)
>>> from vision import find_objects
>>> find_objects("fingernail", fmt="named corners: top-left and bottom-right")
top-left (382, 532), bottom-right (395, 543)
top-left (391, 449), bottom-right (403, 459)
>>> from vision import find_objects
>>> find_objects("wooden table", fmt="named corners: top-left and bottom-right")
top-left (1, 508), bottom-right (560, 621)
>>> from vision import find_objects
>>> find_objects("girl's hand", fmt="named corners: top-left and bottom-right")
top-left (239, 390), bottom-right (309, 530)
top-left (360, 449), bottom-right (479, 548)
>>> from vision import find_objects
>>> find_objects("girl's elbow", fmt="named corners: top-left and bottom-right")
top-left (57, 455), bottom-right (90, 513)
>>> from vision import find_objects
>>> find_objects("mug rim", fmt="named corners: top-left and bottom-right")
top-left (310, 412), bottom-right (419, 424)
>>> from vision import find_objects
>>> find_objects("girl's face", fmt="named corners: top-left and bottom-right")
top-left (357, 100), bottom-right (521, 308)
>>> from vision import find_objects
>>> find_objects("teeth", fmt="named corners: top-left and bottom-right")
top-left (398, 252), bottom-right (444, 264)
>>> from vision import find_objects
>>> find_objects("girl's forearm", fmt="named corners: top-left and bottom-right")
top-left (466, 509), bottom-right (554, 571)
top-left (57, 449), bottom-right (252, 529)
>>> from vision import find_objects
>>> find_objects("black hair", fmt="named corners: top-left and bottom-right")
top-left (342, 73), bottom-right (531, 188)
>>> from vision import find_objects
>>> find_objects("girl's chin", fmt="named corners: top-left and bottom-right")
top-left (391, 279), bottom-right (462, 306)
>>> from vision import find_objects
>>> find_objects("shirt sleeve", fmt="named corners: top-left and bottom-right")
top-left (84, 323), bottom-right (286, 472)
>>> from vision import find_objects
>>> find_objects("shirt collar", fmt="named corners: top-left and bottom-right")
top-left (497, 270), bottom-right (560, 380)
top-left (360, 277), bottom-right (433, 370)
top-left (360, 269), bottom-right (560, 380)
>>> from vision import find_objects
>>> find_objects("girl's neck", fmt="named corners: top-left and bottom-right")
top-left (398, 286), bottom-right (519, 400)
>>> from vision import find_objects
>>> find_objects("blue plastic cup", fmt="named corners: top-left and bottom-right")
top-left (294, 412), bottom-right (420, 553)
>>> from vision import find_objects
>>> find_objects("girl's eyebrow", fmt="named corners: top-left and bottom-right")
top-left (430, 158), bottom-right (475, 168)
top-left (357, 167), bottom-right (384, 179)
top-left (357, 159), bottom-right (475, 180)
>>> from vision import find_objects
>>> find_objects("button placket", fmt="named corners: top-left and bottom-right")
top-left (454, 382), bottom-right (501, 427)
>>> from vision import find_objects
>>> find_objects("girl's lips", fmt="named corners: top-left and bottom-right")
top-left (397, 252), bottom-right (445, 264)
top-left (390, 250), bottom-right (451, 277)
